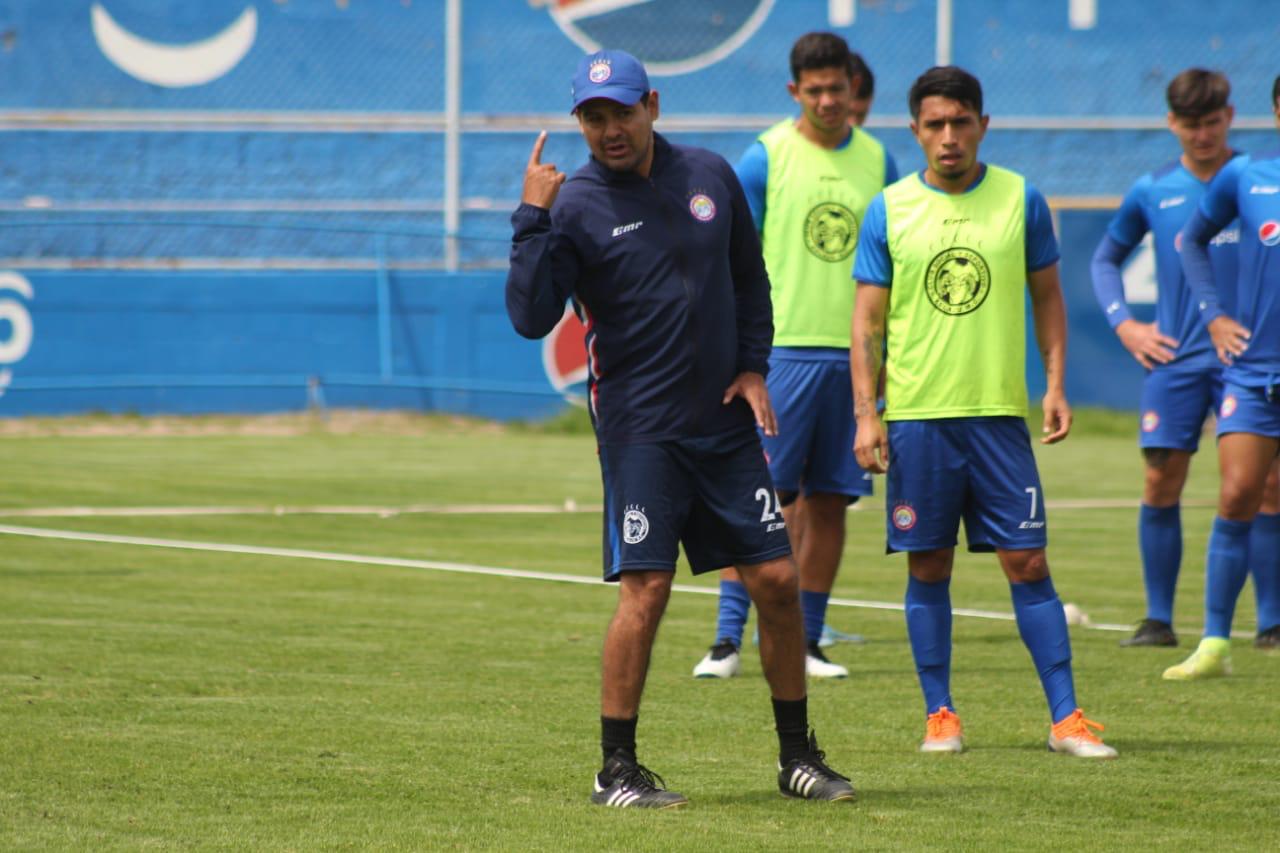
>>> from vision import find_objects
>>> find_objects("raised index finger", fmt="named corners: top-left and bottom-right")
top-left (528, 131), bottom-right (548, 167)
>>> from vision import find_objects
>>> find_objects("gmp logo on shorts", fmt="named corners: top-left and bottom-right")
top-left (925, 247), bottom-right (991, 315)
top-left (892, 504), bottom-right (917, 531)
top-left (1259, 220), bottom-right (1280, 247)
top-left (1221, 394), bottom-right (1238, 418)
top-left (689, 193), bottom-right (716, 222)
top-left (804, 202), bottom-right (858, 262)
top-left (1141, 411), bottom-right (1160, 432)
top-left (622, 504), bottom-right (650, 544)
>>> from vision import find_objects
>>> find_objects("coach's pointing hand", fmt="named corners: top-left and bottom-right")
top-left (522, 131), bottom-right (567, 210)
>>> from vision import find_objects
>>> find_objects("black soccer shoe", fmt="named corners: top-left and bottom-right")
top-left (1119, 618), bottom-right (1178, 647)
top-left (777, 730), bottom-right (855, 802)
top-left (591, 751), bottom-right (688, 810)
top-left (1255, 624), bottom-right (1280, 650)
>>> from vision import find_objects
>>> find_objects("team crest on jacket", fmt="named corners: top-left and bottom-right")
top-left (925, 247), bottom-right (991, 315)
top-left (689, 193), bottom-right (716, 221)
top-left (804, 202), bottom-right (858, 262)
top-left (622, 504), bottom-right (650, 544)
top-left (892, 503), bottom-right (917, 531)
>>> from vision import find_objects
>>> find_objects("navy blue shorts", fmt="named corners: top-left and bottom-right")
top-left (759, 354), bottom-right (873, 501)
top-left (1138, 368), bottom-right (1222, 452)
top-left (885, 417), bottom-right (1047, 553)
top-left (598, 429), bottom-right (793, 581)
top-left (1217, 382), bottom-right (1280, 439)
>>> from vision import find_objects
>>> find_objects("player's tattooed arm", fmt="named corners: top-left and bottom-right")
top-left (852, 283), bottom-right (891, 472)
top-left (1029, 264), bottom-right (1073, 443)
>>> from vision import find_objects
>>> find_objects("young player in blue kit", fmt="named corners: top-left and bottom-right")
top-left (1168, 75), bottom-right (1280, 678)
top-left (693, 36), bottom-right (897, 681)
top-left (506, 49), bottom-right (855, 806)
top-left (1090, 69), bottom-right (1280, 649)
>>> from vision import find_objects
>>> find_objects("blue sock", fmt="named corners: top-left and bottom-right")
top-left (800, 590), bottom-right (829, 645)
top-left (1139, 503), bottom-right (1182, 624)
top-left (1010, 576), bottom-right (1077, 724)
top-left (905, 576), bottom-right (953, 716)
top-left (1205, 516), bottom-right (1253, 638)
top-left (715, 580), bottom-right (751, 648)
top-left (1249, 512), bottom-right (1280, 632)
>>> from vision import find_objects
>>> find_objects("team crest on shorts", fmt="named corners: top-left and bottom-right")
top-left (622, 504), bottom-right (650, 544)
top-left (588, 60), bottom-right (612, 83)
top-left (925, 247), bottom-right (991, 315)
top-left (892, 503), bottom-right (917, 531)
top-left (689, 193), bottom-right (716, 222)
top-left (804, 201), bottom-right (858, 262)
top-left (1141, 411), bottom-right (1160, 432)
top-left (1221, 394), bottom-right (1238, 418)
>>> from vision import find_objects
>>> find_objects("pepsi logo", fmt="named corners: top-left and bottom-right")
top-left (544, 0), bottom-right (775, 76)
top-left (542, 306), bottom-right (590, 406)
top-left (1259, 221), bottom-right (1280, 246)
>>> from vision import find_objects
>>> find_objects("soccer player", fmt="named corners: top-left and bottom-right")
top-left (506, 49), bottom-right (855, 806)
top-left (1091, 69), bottom-right (1280, 649)
top-left (1165, 75), bottom-right (1280, 679)
top-left (847, 51), bottom-right (876, 128)
top-left (693, 35), bottom-right (897, 681)
top-left (851, 66), bottom-right (1117, 758)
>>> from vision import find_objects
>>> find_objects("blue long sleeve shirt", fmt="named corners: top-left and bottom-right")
top-left (1182, 149), bottom-right (1280, 385)
top-left (1090, 157), bottom-right (1241, 372)
top-left (506, 133), bottom-right (774, 445)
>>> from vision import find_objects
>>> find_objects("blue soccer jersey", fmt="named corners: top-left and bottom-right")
top-left (1183, 149), bottom-right (1280, 386)
top-left (1098, 158), bottom-right (1242, 372)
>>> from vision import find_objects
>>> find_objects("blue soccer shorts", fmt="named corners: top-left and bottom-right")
top-left (1138, 367), bottom-right (1222, 451)
top-left (597, 428), bottom-right (793, 581)
top-left (758, 353), bottom-right (873, 502)
top-left (885, 417), bottom-right (1048, 553)
top-left (1216, 381), bottom-right (1280, 440)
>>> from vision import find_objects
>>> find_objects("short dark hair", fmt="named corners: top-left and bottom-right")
top-left (908, 66), bottom-right (982, 120)
top-left (1166, 69), bottom-right (1230, 118)
top-left (1273, 74), bottom-right (1280, 108)
top-left (848, 52), bottom-right (874, 99)
top-left (789, 32), bottom-right (852, 83)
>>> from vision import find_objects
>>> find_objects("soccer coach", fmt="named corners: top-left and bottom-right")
top-left (505, 49), bottom-right (855, 808)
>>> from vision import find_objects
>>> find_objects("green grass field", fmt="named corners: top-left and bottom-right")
top-left (2, 410), bottom-right (1278, 851)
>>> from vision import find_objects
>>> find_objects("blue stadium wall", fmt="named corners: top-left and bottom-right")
top-left (0, 1), bottom-right (1271, 417)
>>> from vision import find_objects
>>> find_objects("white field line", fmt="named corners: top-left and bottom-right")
top-left (0, 522), bottom-right (1157, 635)
top-left (0, 497), bottom-right (1216, 519)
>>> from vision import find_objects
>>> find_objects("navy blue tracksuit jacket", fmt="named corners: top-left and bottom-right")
top-left (506, 133), bottom-right (774, 446)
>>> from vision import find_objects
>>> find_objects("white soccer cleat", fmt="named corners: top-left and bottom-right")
top-left (692, 641), bottom-right (740, 678)
top-left (805, 641), bottom-right (848, 679)
top-left (1048, 709), bottom-right (1118, 759)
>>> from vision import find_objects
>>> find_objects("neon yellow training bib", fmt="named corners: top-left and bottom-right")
top-left (880, 165), bottom-right (1031, 420)
top-left (759, 122), bottom-right (888, 348)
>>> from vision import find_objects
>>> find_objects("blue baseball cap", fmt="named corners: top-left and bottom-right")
top-left (570, 50), bottom-right (650, 113)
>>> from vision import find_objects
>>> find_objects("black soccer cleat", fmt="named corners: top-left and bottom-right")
top-left (1119, 618), bottom-right (1178, 647)
top-left (1255, 624), bottom-right (1280, 650)
top-left (777, 730), bottom-right (855, 802)
top-left (591, 750), bottom-right (688, 810)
